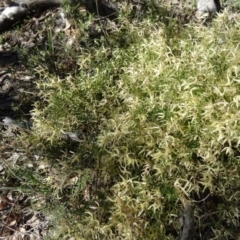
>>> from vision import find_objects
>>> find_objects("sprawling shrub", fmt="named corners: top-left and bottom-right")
top-left (29, 8), bottom-right (240, 240)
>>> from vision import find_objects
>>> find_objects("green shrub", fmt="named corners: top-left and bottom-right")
top-left (25, 7), bottom-right (240, 240)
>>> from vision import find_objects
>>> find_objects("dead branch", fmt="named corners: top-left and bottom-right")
top-left (0, 0), bottom-right (118, 32)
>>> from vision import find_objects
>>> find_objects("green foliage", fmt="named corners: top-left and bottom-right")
top-left (7, 2), bottom-right (240, 240)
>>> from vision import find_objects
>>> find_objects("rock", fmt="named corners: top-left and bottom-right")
top-left (197, 0), bottom-right (221, 16)
top-left (77, 0), bottom-right (119, 18)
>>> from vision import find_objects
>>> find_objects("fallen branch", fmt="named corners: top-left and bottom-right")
top-left (0, 0), bottom-right (118, 32)
top-left (179, 198), bottom-right (195, 240)
top-left (0, 0), bottom-right (63, 32)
